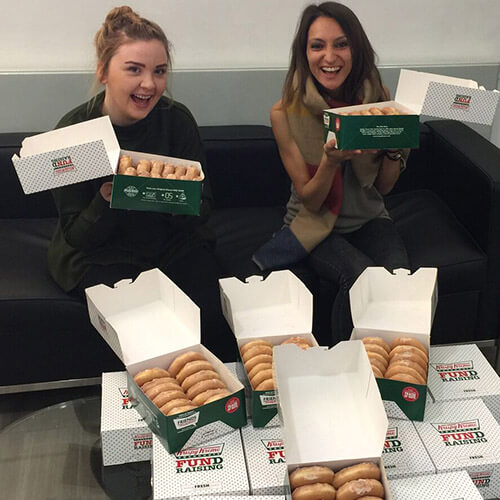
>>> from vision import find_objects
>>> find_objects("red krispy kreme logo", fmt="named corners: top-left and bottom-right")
top-left (402, 386), bottom-right (419, 402)
top-left (225, 397), bottom-right (240, 414)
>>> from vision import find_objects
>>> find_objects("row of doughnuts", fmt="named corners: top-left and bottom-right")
top-left (118, 155), bottom-right (202, 180)
top-left (290, 462), bottom-right (384, 500)
top-left (241, 336), bottom-right (313, 391)
top-left (362, 336), bottom-right (428, 385)
top-left (338, 106), bottom-right (407, 116)
top-left (133, 351), bottom-right (230, 416)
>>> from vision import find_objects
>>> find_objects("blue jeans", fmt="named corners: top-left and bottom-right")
top-left (307, 217), bottom-right (410, 344)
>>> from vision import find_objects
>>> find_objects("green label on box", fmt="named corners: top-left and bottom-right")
top-left (323, 112), bottom-right (420, 150)
top-left (251, 389), bottom-right (278, 428)
top-left (377, 377), bottom-right (427, 421)
top-left (111, 174), bottom-right (202, 215)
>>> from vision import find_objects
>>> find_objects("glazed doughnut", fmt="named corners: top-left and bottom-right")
top-left (388, 372), bottom-right (423, 384)
top-left (166, 173), bottom-right (177, 179)
top-left (181, 369), bottom-right (220, 392)
top-left (370, 364), bottom-right (384, 378)
top-left (168, 351), bottom-right (206, 377)
top-left (186, 378), bottom-right (226, 400)
top-left (255, 378), bottom-right (275, 391)
top-left (281, 336), bottom-right (312, 349)
top-left (160, 398), bottom-right (195, 415)
top-left (145, 381), bottom-right (183, 399)
top-left (354, 497), bottom-right (383, 500)
top-left (363, 343), bottom-right (389, 361)
top-left (176, 360), bottom-right (214, 384)
top-left (385, 364), bottom-right (425, 385)
top-left (333, 463), bottom-right (380, 489)
top-left (133, 368), bottom-right (171, 387)
top-left (368, 107), bottom-right (383, 115)
top-left (248, 362), bottom-right (273, 381)
top-left (124, 166), bottom-right (137, 176)
top-left (336, 479), bottom-right (384, 500)
top-left (118, 155), bottom-right (133, 173)
top-left (361, 337), bottom-right (390, 355)
top-left (240, 339), bottom-right (273, 356)
top-left (244, 353), bottom-right (273, 373)
top-left (136, 159), bottom-right (151, 172)
top-left (166, 404), bottom-right (197, 416)
top-left (241, 344), bottom-right (273, 363)
top-left (192, 388), bottom-right (229, 406)
top-left (367, 353), bottom-right (387, 373)
top-left (137, 170), bottom-right (150, 177)
top-left (391, 337), bottom-right (428, 356)
top-left (141, 376), bottom-right (177, 393)
top-left (162, 164), bottom-right (175, 177)
top-left (292, 483), bottom-right (337, 500)
top-left (152, 390), bottom-right (188, 408)
top-left (389, 345), bottom-right (428, 365)
top-left (289, 465), bottom-right (335, 489)
top-left (250, 368), bottom-right (273, 389)
top-left (151, 161), bottom-right (164, 177)
top-left (186, 166), bottom-right (198, 179)
top-left (175, 165), bottom-right (187, 177)
top-left (386, 358), bottom-right (427, 380)
top-left (381, 107), bottom-right (398, 115)
top-left (204, 390), bottom-right (231, 404)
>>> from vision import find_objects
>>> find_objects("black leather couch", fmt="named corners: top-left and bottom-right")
top-left (1, 120), bottom-right (499, 389)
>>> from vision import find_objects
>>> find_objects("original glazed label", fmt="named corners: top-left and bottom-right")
top-left (431, 360), bottom-right (480, 383)
top-left (431, 419), bottom-right (488, 447)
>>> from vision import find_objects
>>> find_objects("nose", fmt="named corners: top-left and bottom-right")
top-left (140, 71), bottom-right (155, 90)
top-left (324, 45), bottom-right (337, 63)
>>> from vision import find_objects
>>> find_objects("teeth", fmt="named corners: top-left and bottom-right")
top-left (133, 95), bottom-right (152, 100)
top-left (322, 67), bottom-right (340, 73)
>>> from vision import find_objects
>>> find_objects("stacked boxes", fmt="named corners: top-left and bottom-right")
top-left (151, 430), bottom-right (249, 500)
top-left (101, 371), bottom-right (152, 466)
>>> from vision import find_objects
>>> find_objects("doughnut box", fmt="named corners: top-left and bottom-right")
top-left (219, 270), bottom-right (317, 428)
top-left (427, 344), bottom-right (500, 425)
top-left (413, 398), bottom-right (500, 499)
top-left (86, 268), bottom-right (247, 454)
top-left (101, 371), bottom-right (152, 466)
top-left (383, 418), bottom-right (435, 480)
top-left (349, 266), bottom-right (438, 421)
top-left (240, 420), bottom-right (287, 495)
top-left (273, 340), bottom-right (393, 499)
top-left (151, 430), bottom-right (249, 500)
top-left (323, 69), bottom-right (500, 150)
top-left (389, 470), bottom-right (483, 500)
top-left (11, 115), bottom-right (204, 215)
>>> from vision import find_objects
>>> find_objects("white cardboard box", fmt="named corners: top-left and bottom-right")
top-left (428, 344), bottom-right (500, 424)
top-left (101, 371), bottom-right (152, 466)
top-left (152, 430), bottom-right (249, 500)
top-left (219, 270), bottom-right (316, 428)
top-left (414, 399), bottom-right (500, 499)
top-left (86, 268), bottom-right (247, 453)
top-left (383, 418), bottom-right (435, 479)
top-left (240, 421), bottom-right (287, 495)
top-left (389, 470), bottom-right (483, 500)
top-left (273, 340), bottom-right (392, 498)
top-left (350, 267), bottom-right (438, 421)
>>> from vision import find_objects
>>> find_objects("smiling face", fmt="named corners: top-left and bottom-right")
top-left (98, 39), bottom-right (168, 126)
top-left (306, 16), bottom-right (352, 95)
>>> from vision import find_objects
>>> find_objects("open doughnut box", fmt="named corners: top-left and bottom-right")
top-left (323, 68), bottom-right (500, 150)
top-left (273, 340), bottom-right (393, 499)
top-left (219, 270), bottom-right (318, 428)
top-left (11, 115), bottom-right (204, 215)
top-left (349, 266), bottom-right (438, 422)
top-left (86, 268), bottom-right (247, 454)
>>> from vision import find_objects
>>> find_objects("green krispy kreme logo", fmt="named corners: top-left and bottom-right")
top-left (124, 185), bottom-right (139, 198)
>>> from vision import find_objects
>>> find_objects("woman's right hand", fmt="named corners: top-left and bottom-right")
top-left (99, 182), bottom-right (113, 202)
top-left (323, 137), bottom-right (364, 165)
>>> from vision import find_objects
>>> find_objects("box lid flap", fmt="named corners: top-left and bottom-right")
top-left (85, 268), bottom-right (200, 366)
top-left (395, 69), bottom-right (478, 114)
top-left (219, 270), bottom-right (312, 339)
top-left (349, 267), bottom-right (438, 335)
top-left (274, 341), bottom-right (387, 466)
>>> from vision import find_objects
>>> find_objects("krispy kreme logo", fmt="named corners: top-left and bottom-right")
top-left (261, 439), bottom-right (285, 464)
top-left (133, 432), bottom-right (152, 450)
top-left (452, 94), bottom-right (472, 110)
top-left (470, 471), bottom-right (492, 488)
top-left (173, 410), bottom-right (200, 430)
top-left (383, 427), bottom-right (403, 454)
top-left (118, 387), bottom-right (132, 410)
top-left (431, 360), bottom-right (479, 383)
top-left (175, 444), bottom-right (224, 473)
top-left (51, 155), bottom-right (75, 174)
top-left (259, 392), bottom-right (277, 407)
top-left (431, 419), bottom-right (488, 446)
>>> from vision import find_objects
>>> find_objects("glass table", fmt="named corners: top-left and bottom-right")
top-left (0, 396), bottom-right (151, 499)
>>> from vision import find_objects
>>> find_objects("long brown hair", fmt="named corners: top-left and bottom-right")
top-left (282, 2), bottom-right (384, 106)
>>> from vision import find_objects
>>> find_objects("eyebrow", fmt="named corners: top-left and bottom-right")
top-left (124, 60), bottom-right (168, 68)
top-left (309, 35), bottom-right (347, 42)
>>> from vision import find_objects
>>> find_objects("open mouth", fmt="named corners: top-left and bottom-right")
top-left (131, 94), bottom-right (153, 106)
top-left (321, 66), bottom-right (341, 74)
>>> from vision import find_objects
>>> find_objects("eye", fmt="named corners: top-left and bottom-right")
top-left (127, 65), bottom-right (140, 74)
top-left (334, 38), bottom-right (349, 49)
top-left (155, 67), bottom-right (167, 76)
top-left (310, 42), bottom-right (324, 50)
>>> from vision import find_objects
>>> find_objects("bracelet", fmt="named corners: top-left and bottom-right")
top-left (384, 150), bottom-right (403, 162)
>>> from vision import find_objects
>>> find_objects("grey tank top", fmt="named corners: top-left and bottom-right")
top-left (283, 161), bottom-right (389, 233)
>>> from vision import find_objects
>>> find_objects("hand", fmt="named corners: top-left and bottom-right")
top-left (323, 138), bottom-right (377, 165)
top-left (99, 182), bottom-right (113, 202)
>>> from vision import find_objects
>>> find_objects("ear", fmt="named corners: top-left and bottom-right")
top-left (96, 62), bottom-right (107, 85)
